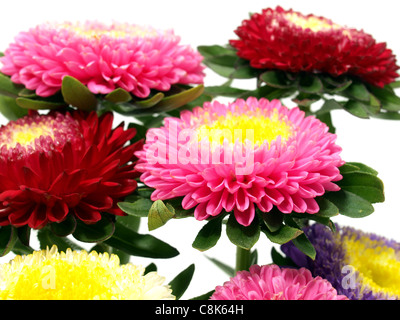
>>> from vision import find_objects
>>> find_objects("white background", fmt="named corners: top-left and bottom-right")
top-left (0, 0), bottom-right (400, 299)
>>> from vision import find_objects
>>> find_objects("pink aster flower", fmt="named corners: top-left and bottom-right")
top-left (0, 21), bottom-right (205, 98)
top-left (135, 97), bottom-right (343, 226)
top-left (210, 264), bottom-right (348, 300)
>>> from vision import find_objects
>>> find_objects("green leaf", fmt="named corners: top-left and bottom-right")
top-left (342, 162), bottom-right (378, 175)
top-left (0, 94), bottom-right (28, 120)
top-left (50, 214), bottom-right (77, 237)
top-left (146, 84), bottom-right (204, 113)
top-left (118, 196), bottom-right (153, 218)
top-left (343, 81), bottom-right (370, 102)
top-left (192, 215), bottom-right (225, 251)
top-left (0, 73), bottom-right (22, 98)
top-left (197, 45), bottom-right (237, 59)
top-left (250, 249), bottom-right (258, 266)
top-left (298, 73), bottom-right (323, 93)
top-left (366, 93), bottom-right (381, 114)
top-left (368, 85), bottom-right (400, 112)
top-left (389, 81), bottom-right (400, 89)
top-left (72, 215), bottom-right (115, 243)
top-left (105, 221), bottom-right (179, 258)
top-left (292, 92), bottom-right (321, 108)
top-left (0, 225), bottom-right (18, 257)
top-left (18, 88), bottom-right (37, 98)
top-left (169, 264), bottom-right (195, 300)
top-left (104, 88), bottom-right (132, 103)
top-left (262, 224), bottom-right (303, 245)
top-left (11, 238), bottom-right (35, 256)
top-left (370, 110), bottom-right (400, 120)
top-left (111, 248), bottom-right (131, 264)
top-left (270, 247), bottom-right (297, 267)
top-left (343, 100), bottom-right (369, 119)
top-left (115, 214), bottom-right (141, 233)
top-left (231, 63), bottom-right (258, 79)
top-left (136, 187), bottom-right (155, 198)
top-left (324, 189), bottom-right (375, 218)
top-left (144, 262), bottom-right (157, 274)
top-left (205, 256), bottom-right (234, 277)
top-left (61, 76), bottom-right (97, 111)
top-left (321, 75), bottom-right (353, 93)
top-left (16, 97), bottom-right (65, 110)
top-left (37, 227), bottom-right (83, 252)
top-left (134, 92), bottom-right (165, 109)
top-left (316, 111), bottom-right (336, 133)
top-left (339, 163), bottom-right (367, 174)
top-left (291, 212), bottom-right (336, 232)
top-left (292, 233), bottom-right (316, 260)
top-left (261, 209), bottom-right (284, 232)
top-left (16, 225), bottom-right (31, 247)
top-left (338, 172), bottom-right (384, 203)
top-left (204, 85), bottom-right (248, 98)
top-left (164, 198), bottom-right (195, 219)
top-left (202, 55), bottom-right (240, 79)
top-left (128, 122), bottom-right (148, 143)
top-left (138, 114), bottom-right (166, 128)
top-left (260, 70), bottom-right (294, 89)
top-left (147, 200), bottom-right (175, 231)
top-left (316, 99), bottom-right (343, 115)
top-left (226, 214), bottom-right (260, 250)
top-left (315, 197), bottom-right (339, 217)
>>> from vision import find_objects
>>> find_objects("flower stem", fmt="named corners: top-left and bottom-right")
top-left (235, 246), bottom-right (251, 273)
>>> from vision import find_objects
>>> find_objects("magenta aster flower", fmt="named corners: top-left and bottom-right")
top-left (135, 97), bottom-right (343, 226)
top-left (0, 21), bottom-right (205, 98)
top-left (210, 264), bottom-right (348, 300)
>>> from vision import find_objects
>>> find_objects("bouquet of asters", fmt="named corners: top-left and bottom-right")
top-left (0, 3), bottom-right (398, 301)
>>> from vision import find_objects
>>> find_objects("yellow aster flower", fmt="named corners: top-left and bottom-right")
top-left (0, 246), bottom-right (175, 300)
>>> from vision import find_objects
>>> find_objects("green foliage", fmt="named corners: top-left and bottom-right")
top-left (104, 221), bottom-right (179, 258)
top-left (61, 75), bottom-right (98, 111)
top-left (0, 95), bottom-right (27, 120)
top-left (50, 214), bottom-right (77, 237)
top-left (99, 84), bottom-right (205, 117)
top-left (205, 256), bottom-right (234, 277)
top-left (104, 88), bottom-right (133, 103)
top-left (72, 215), bottom-right (115, 243)
top-left (0, 225), bottom-right (18, 257)
top-left (226, 214), bottom-right (260, 250)
top-left (118, 196), bottom-right (154, 218)
top-left (147, 200), bottom-right (175, 231)
top-left (168, 264), bottom-right (195, 300)
top-left (192, 214), bottom-right (225, 251)
top-left (198, 44), bottom-right (400, 130)
top-left (0, 73), bottom-right (206, 121)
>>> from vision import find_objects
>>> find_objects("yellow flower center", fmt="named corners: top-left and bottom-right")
top-left (284, 12), bottom-right (340, 32)
top-left (0, 113), bottom-right (82, 153)
top-left (9, 123), bottom-right (54, 148)
top-left (197, 109), bottom-right (293, 146)
top-left (343, 235), bottom-right (400, 297)
top-left (0, 246), bottom-right (174, 300)
top-left (61, 23), bottom-right (161, 39)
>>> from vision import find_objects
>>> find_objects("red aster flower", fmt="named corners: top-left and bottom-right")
top-left (0, 111), bottom-right (142, 229)
top-left (230, 6), bottom-right (399, 87)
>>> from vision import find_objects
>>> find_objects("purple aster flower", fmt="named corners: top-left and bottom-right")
top-left (281, 223), bottom-right (400, 300)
